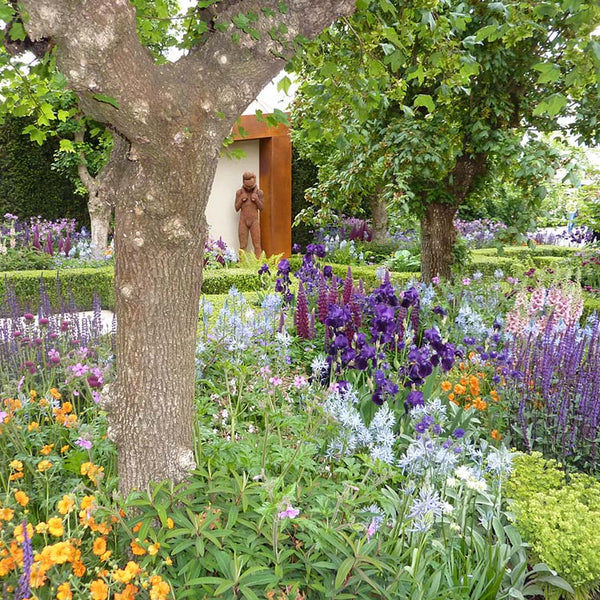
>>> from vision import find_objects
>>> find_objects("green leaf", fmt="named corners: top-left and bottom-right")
top-left (413, 94), bottom-right (435, 112)
top-left (335, 557), bottom-right (355, 589)
top-left (277, 75), bottom-right (292, 95)
top-left (57, 109), bottom-right (70, 122)
top-left (92, 93), bottom-right (120, 109)
top-left (59, 139), bottom-right (75, 153)
top-left (9, 21), bottom-right (26, 41)
top-left (22, 124), bottom-right (47, 145)
top-left (0, 5), bottom-right (14, 22)
top-left (532, 93), bottom-right (567, 117)
top-left (533, 62), bottom-right (561, 84)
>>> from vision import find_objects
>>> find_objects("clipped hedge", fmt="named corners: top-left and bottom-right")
top-left (470, 255), bottom-right (526, 277)
top-left (473, 245), bottom-right (581, 259)
top-left (200, 268), bottom-right (261, 294)
top-left (1, 267), bottom-right (114, 316)
top-left (583, 294), bottom-right (600, 319)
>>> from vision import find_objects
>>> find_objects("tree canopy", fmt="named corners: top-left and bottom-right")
top-left (290, 0), bottom-right (600, 278)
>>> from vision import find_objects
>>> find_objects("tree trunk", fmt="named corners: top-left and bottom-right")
top-left (420, 202), bottom-right (458, 282)
top-left (101, 139), bottom-right (216, 493)
top-left (88, 193), bottom-right (111, 260)
top-left (369, 191), bottom-right (388, 244)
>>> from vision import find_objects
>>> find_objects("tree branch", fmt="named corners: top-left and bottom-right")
top-left (170, 0), bottom-right (357, 137)
top-left (19, 0), bottom-right (160, 144)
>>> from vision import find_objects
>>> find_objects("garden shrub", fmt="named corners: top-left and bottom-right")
top-left (582, 294), bottom-right (600, 319)
top-left (0, 267), bottom-right (115, 315)
top-left (470, 254), bottom-right (525, 277)
top-left (506, 453), bottom-right (600, 598)
top-left (200, 268), bottom-right (261, 294)
top-left (0, 115), bottom-right (88, 225)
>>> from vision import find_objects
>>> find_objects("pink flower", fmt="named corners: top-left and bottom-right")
top-left (260, 366), bottom-right (271, 377)
top-left (431, 276), bottom-right (440, 285)
top-left (293, 375), bottom-right (307, 388)
top-left (278, 504), bottom-right (300, 519)
top-left (269, 377), bottom-right (283, 387)
top-left (0, 411), bottom-right (7, 422)
top-left (462, 278), bottom-right (471, 286)
top-left (75, 437), bottom-right (92, 450)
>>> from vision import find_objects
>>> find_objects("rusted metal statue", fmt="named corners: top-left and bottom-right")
top-left (235, 171), bottom-right (264, 257)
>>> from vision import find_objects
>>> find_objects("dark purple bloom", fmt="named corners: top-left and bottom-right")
top-left (404, 390), bottom-right (424, 412)
top-left (452, 428), bottom-right (466, 439)
top-left (258, 264), bottom-right (270, 275)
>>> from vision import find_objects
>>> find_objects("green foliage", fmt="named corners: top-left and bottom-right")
top-left (0, 248), bottom-right (55, 271)
top-left (291, 148), bottom-right (319, 248)
top-left (0, 115), bottom-right (87, 224)
top-left (0, 267), bottom-right (115, 313)
top-left (506, 452), bottom-right (600, 597)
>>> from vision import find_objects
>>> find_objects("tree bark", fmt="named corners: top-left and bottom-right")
top-left (369, 190), bottom-right (388, 244)
top-left (16, 0), bottom-right (357, 494)
top-left (420, 153), bottom-right (487, 282)
top-left (420, 202), bottom-right (458, 282)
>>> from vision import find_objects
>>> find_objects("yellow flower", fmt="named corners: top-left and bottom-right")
top-left (60, 445), bottom-right (70, 453)
top-left (37, 459), bottom-right (53, 472)
top-left (35, 522), bottom-right (48, 534)
top-left (27, 421), bottom-right (39, 432)
top-left (9, 460), bottom-right (23, 471)
top-left (147, 542), bottom-right (160, 555)
top-left (14, 490), bottom-right (29, 507)
top-left (47, 517), bottom-right (64, 537)
top-left (57, 495), bottom-right (74, 515)
top-left (166, 517), bottom-right (174, 529)
top-left (57, 581), bottom-right (73, 600)
top-left (149, 576), bottom-right (170, 600)
top-left (440, 381), bottom-right (452, 392)
top-left (89, 578), bottom-right (108, 600)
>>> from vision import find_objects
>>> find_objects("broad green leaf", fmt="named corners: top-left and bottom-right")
top-left (59, 139), bottom-right (75, 153)
top-left (22, 124), bottom-right (46, 145)
top-left (277, 75), bottom-right (292, 95)
top-left (532, 93), bottom-right (567, 117)
top-left (9, 21), bottom-right (26, 41)
top-left (57, 109), bottom-right (70, 122)
top-left (413, 94), bottom-right (435, 112)
top-left (533, 62), bottom-right (561, 84)
top-left (335, 557), bottom-right (355, 589)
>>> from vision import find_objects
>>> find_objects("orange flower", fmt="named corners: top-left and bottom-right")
top-left (115, 584), bottom-right (139, 600)
top-left (149, 576), bottom-right (170, 600)
top-left (60, 445), bottom-right (70, 453)
top-left (8, 472), bottom-right (24, 481)
top-left (491, 429), bottom-right (502, 440)
top-left (35, 522), bottom-right (48, 534)
top-left (166, 517), bottom-right (174, 529)
top-left (130, 540), bottom-right (146, 556)
top-left (57, 581), bottom-right (73, 600)
top-left (14, 490), bottom-right (29, 507)
top-left (37, 459), bottom-right (53, 472)
top-left (92, 537), bottom-right (107, 557)
top-left (62, 401), bottom-right (73, 414)
top-left (57, 496), bottom-right (74, 515)
top-left (47, 517), bottom-right (64, 537)
top-left (29, 561), bottom-right (48, 588)
top-left (50, 388), bottom-right (62, 400)
top-left (0, 508), bottom-right (14, 521)
top-left (27, 421), bottom-right (39, 432)
top-left (113, 561), bottom-right (141, 584)
top-left (41, 444), bottom-right (55, 456)
top-left (441, 381), bottom-right (452, 392)
top-left (72, 561), bottom-right (86, 577)
top-left (453, 384), bottom-right (466, 395)
top-left (90, 578), bottom-right (108, 600)
top-left (9, 460), bottom-right (23, 471)
top-left (13, 522), bottom-right (34, 543)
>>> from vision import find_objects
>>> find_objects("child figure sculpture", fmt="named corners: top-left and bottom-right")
top-left (235, 171), bottom-right (264, 257)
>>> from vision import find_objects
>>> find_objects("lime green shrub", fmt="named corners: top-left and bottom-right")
top-left (506, 452), bottom-right (600, 599)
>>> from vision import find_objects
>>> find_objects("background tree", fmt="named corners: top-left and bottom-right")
top-left (1, 0), bottom-right (357, 494)
top-left (290, 0), bottom-right (600, 280)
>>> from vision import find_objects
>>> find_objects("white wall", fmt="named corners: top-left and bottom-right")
top-left (205, 140), bottom-right (260, 253)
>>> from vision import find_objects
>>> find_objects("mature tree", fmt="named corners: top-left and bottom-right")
top-left (1, 0), bottom-right (357, 494)
top-left (291, 0), bottom-right (600, 279)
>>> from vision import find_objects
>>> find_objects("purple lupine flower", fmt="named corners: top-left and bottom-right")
top-left (343, 266), bottom-right (353, 306)
top-left (295, 281), bottom-right (311, 340)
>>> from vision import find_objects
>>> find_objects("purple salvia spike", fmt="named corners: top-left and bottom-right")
top-left (32, 225), bottom-right (40, 250)
top-left (15, 519), bottom-right (33, 600)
